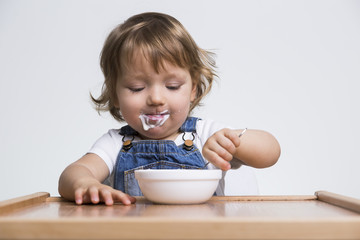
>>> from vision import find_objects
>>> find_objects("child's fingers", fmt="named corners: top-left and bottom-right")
top-left (126, 194), bottom-right (137, 204)
top-left (215, 136), bottom-right (237, 158)
top-left (202, 129), bottom-right (242, 170)
top-left (99, 188), bottom-right (114, 206)
top-left (223, 129), bottom-right (241, 148)
top-left (88, 186), bottom-right (100, 204)
top-left (202, 148), bottom-right (231, 171)
top-left (112, 190), bottom-right (136, 205)
top-left (97, 188), bottom-right (136, 206)
top-left (74, 188), bottom-right (86, 205)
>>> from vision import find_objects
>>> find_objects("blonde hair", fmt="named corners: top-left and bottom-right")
top-left (92, 12), bottom-right (216, 121)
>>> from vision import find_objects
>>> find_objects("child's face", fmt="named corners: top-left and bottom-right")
top-left (115, 53), bottom-right (197, 140)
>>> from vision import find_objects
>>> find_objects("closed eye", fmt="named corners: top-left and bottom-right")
top-left (166, 85), bottom-right (181, 90)
top-left (128, 87), bottom-right (145, 92)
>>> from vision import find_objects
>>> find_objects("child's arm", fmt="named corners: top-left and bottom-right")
top-left (202, 128), bottom-right (281, 171)
top-left (58, 153), bottom-right (136, 205)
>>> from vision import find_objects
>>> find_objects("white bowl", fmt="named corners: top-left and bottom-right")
top-left (135, 169), bottom-right (222, 204)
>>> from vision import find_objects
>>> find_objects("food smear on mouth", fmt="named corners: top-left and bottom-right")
top-left (139, 112), bottom-right (170, 131)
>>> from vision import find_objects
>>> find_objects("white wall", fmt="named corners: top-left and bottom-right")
top-left (1, 0), bottom-right (359, 201)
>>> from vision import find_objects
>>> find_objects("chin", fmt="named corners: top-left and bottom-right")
top-left (139, 128), bottom-right (175, 140)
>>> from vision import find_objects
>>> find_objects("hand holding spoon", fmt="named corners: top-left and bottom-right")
top-left (202, 128), bottom-right (248, 169)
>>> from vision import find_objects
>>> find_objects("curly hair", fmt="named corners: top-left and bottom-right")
top-left (92, 12), bottom-right (216, 122)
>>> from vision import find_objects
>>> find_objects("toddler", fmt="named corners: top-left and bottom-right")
top-left (58, 12), bottom-right (281, 205)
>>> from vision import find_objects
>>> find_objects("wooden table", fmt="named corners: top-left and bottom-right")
top-left (1, 191), bottom-right (360, 239)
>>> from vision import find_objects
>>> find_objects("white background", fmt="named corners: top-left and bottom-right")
top-left (1, 0), bottom-right (360, 201)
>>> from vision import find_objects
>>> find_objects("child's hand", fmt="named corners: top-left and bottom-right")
top-left (73, 178), bottom-right (136, 206)
top-left (202, 128), bottom-right (241, 171)
top-left (59, 153), bottom-right (137, 206)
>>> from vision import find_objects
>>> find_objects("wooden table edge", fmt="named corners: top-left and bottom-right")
top-left (0, 192), bottom-right (49, 215)
top-left (315, 190), bottom-right (360, 214)
top-left (1, 217), bottom-right (360, 240)
top-left (2, 191), bottom-right (360, 214)
top-left (1, 191), bottom-right (360, 240)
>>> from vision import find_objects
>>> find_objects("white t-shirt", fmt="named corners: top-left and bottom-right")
top-left (88, 118), bottom-right (258, 195)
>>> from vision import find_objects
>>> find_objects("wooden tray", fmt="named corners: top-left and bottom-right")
top-left (1, 191), bottom-right (360, 239)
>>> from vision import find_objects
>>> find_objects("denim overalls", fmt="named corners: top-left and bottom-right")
top-left (113, 117), bottom-right (206, 196)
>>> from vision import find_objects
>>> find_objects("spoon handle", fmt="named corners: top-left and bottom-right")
top-left (239, 128), bottom-right (247, 138)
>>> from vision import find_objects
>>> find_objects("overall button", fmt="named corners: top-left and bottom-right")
top-left (184, 139), bottom-right (194, 150)
top-left (123, 140), bottom-right (133, 151)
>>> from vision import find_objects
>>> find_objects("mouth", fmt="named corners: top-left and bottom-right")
top-left (139, 110), bottom-right (170, 131)
top-left (145, 111), bottom-right (169, 120)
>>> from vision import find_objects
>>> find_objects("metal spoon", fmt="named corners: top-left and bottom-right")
top-left (202, 128), bottom-right (248, 169)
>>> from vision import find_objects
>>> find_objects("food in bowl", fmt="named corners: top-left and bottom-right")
top-left (134, 169), bottom-right (222, 204)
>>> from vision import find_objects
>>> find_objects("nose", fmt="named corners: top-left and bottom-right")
top-left (146, 86), bottom-right (165, 106)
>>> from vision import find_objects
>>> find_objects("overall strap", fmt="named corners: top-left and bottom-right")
top-left (119, 125), bottom-right (137, 136)
top-left (179, 117), bottom-right (199, 133)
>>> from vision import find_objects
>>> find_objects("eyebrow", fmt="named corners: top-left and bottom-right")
top-left (124, 69), bottom-right (188, 80)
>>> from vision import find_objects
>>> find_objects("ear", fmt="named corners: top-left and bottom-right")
top-left (190, 83), bottom-right (197, 102)
top-left (113, 94), bottom-right (120, 109)
top-left (114, 100), bottom-right (119, 108)
top-left (112, 86), bottom-right (120, 108)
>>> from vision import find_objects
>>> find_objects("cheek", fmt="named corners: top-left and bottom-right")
top-left (117, 93), bottom-right (141, 117)
top-left (119, 103), bottom-right (140, 126)
top-left (119, 97), bottom-right (140, 112)
top-left (169, 92), bottom-right (192, 113)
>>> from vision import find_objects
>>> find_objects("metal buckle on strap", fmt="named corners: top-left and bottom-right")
top-left (182, 132), bottom-right (195, 151)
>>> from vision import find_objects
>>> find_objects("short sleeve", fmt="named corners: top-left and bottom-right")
top-left (87, 129), bottom-right (123, 174)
